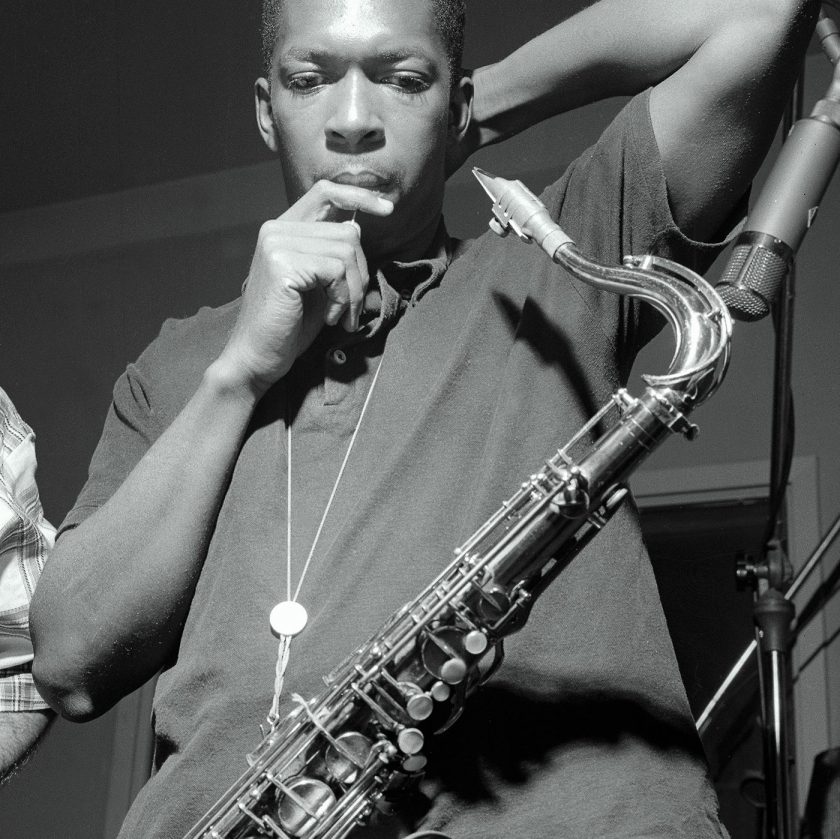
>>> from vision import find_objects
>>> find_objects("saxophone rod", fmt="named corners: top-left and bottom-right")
top-left (696, 507), bottom-right (840, 733)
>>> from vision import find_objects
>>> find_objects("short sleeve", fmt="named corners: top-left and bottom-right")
top-left (540, 90), bottom-right (745, 365)
top-left (58, 302), bottom-right (238, 536)
top-left (58, 363), bottom-right (163, 535)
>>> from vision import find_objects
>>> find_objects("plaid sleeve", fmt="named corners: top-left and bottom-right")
top-left (0, 664), bottom-right (50, 711)
top-left (0, 387), bottom-right (55, 711)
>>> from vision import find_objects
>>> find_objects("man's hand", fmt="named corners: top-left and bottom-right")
top-left (217, 181), bottom-right (394, 397)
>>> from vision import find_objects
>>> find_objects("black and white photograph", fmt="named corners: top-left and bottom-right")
top-left (1, 2), bottom-right (839, 837)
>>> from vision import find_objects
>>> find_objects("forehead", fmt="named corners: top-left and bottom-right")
top-left (274, 0), bottom-right (445, 62)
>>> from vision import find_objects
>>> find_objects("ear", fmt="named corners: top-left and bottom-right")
top-left (445, 72), bottom-right (476, 178)
top-left (255, 77), bottom-right (280, 153)
top-left (447, 72), bottom-right (474, 145)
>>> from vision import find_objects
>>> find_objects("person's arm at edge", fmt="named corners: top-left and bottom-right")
top-left (0, 709), bottom-right (54, 785)
top-left (452, 0), bottom-right (819, 240)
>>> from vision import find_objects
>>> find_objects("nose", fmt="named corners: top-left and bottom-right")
top-left (324, 71), bottom-right (385, 151)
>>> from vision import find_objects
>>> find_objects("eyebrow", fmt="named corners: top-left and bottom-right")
top-left (280, 45), bottom-right (438, 65)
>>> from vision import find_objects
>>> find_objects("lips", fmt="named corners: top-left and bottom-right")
top-left (329, 171), bottom-right (391, 190)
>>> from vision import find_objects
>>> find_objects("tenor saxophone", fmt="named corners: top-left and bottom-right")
top-left (183, 169), bottom-right (732, 839)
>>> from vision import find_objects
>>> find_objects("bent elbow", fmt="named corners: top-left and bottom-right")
top-left (30, 602), bottom-right (113, 722)
top-left (31, 651), bottom-right (110, 722)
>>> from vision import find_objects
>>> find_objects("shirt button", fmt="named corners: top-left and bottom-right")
top-left (329, 348), bottom-right (348, 365)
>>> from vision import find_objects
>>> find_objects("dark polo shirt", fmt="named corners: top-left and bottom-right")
top-left (62, 92), bottom-right (732, 838)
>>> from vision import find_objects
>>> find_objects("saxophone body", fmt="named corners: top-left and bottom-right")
top-left (183, 171), bottom-right (732, 839)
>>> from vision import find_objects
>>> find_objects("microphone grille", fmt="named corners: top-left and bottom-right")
top-left (716, 242), bottom-right (789, 322)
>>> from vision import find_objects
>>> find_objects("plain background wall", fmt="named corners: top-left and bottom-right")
top-left (1, 2), bottom-right (838, 836)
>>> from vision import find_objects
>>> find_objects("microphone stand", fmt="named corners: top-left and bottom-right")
top-left (746, 69), bottom-right (804, 839)
top-left (702, 14), bottom-right (840, 835)
top-left (698, 511), bottom-right (840, 837)
top-left (698, 11), bottom-right (840, 839)
top-left (697, 509), bottom-right (840, 738)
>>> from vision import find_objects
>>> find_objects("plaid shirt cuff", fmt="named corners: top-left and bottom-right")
top-left (0, 664), bottom-right (50, 711)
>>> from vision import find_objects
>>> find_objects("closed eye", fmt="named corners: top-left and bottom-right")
top-left (287, 72), bottom-right (329, 93)
top-left (382, 73), bottom-right (431, 94)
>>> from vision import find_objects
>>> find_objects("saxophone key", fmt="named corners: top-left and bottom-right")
top-left (401, 753), bottom-right (427, 773)
top-left (421, 627), bottom-right (469, 685)
top-left (378, 671), bottom-right (434, 723)
top-left (396, 727), bottom-right (425, 755)
top-left (275, 777), bottom-right (336, 836)
top-left (439, 658), bottom-right (467, 685)
top-left (474, 588), bottom-right (510, 622)
top-left (464, 630), bottom-right (488, 655)
top-left (325, 731), bottom-right (373, 785)
top-left (430, 681), bottom-right (451, 702)
top-left (404, 690), bottom-right (434, 722)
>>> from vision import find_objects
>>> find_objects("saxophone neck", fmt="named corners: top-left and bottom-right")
top-left (585, 249), bottom-right (732, 409)
top-left (472, 168), bottom-right (733, 409)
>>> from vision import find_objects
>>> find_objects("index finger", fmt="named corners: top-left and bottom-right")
top-left (281, 180), bottom-right (394, 223)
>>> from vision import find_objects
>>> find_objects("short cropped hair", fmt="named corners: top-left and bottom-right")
top-left (260, 0), bottom-right (467, 86)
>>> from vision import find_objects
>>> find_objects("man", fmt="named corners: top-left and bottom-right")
top-left (31, 0), bottom-right (817, 836)
top-left (0, 387), bottom-right (54, 784)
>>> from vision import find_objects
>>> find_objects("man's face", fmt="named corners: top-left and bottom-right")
top-left (257, 0), bottom-right (463, 259)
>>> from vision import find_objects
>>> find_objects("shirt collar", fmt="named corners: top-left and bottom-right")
top-left (360, 221), bottom-right (455, 338)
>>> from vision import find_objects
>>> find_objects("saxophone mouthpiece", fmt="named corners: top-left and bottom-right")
top-left (471, 167), bottom-right (575, 257)
top-left (472, 167), bottom-right (514, 237)
top-left (471, 166), bottom-right (501, 201)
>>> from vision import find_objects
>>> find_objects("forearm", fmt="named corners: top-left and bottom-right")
top-left (0, 710), bottom-right (54, 784)
top-left (30, 360), bottom-right (260, 720)
top-left (470, 0), bottom-right (813, 149)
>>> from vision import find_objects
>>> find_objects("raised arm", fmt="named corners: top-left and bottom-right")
top-left (457, 0), bottom-right (819, 240)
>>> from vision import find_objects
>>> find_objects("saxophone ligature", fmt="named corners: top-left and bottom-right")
top-left (183, 169), bottom-right (732, 839)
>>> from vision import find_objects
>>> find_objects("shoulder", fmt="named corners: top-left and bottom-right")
top-left (112, 299), bottom-right (241, 431)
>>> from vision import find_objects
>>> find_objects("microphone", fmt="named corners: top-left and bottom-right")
top-left (716, 12), bottom-right (840, 321)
